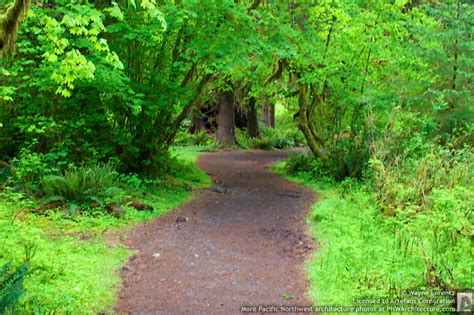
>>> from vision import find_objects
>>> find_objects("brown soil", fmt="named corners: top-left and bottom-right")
top-left (115, 150), bottom-right (316, 314)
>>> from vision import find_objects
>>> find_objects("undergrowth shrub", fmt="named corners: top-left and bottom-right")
top-left (284, 153), bottom-right (328, 178)
top-left (11, 149), bottom-right (57, 194)
top-left (117, 173), bottom-right (143, 190)
top-left (237, 127), bottom-right (305, 150)
top-left (367, 130), bottom-right (473, 290)
top-left (326, 135), bottom-right (371, 180)
top-left (149, 155), bottom-right (211, 191)
top-left (175, 130), bottom-right (213, 146)
top-left (0, 161), bottom-right (13, 189)
top-left (193, 130), bottom-right (213, 146)
top-left (369, 144), bottom-right (472, 216)
top-left (41, 163), bottom-right (119, 205)
top-left (2, 146), bottom-right (211, 219)
top-left (283, 112), bottom-right (473, 301)
top-left (283, 162), bottom-right (472, 305)
top-left (0, 245), bottom-right (35, 313)
top-left (283, 139), bottom-right (370, 181)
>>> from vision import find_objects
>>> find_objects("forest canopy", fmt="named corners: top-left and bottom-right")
top-left (1, 0), bottom-right (472, 175)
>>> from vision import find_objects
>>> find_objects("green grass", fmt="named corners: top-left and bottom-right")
top-left (274, 162), bottom-right (471, 311)
top-left (0, 146), bottom-right (211, 313)
top-left (170, 145), bottom-right (215, 163)
top-left (0, 204), bottom-right (129, 313)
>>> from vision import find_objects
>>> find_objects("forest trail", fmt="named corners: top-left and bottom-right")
top-left (115, 150), bottom-right (316, 314)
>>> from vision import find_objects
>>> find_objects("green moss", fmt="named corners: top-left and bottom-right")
top-left (0, 0), bottom-right (30, 57)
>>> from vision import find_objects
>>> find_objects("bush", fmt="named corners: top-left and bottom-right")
top-left (281, 153), bottom-right (473, 305)
top-left (237, 127), bottom-right (305, 150)
top-left (117, 173), bottom-right (143, 190)
top-left (366, 135), bottom-right (473, 289)
top-left (174, 130), bottom-right (213, 146)
top-left (41, 163), bottom-right (119, 205)
top-left (282, 112), bottom-right (474, 295)
top-left (10, 149), bottom-right (58, 194)
top-left (284, 151), bottom-right (362, 181)
top-left (284, 153), bottom-right (324, 175)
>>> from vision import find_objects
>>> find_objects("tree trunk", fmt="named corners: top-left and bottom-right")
top-left (297, 85), bottom-right (328, 161)
top-left (190, 107), bottom-right (206, 133)
top-left (163, 73), bottom-right (211, 147)
top-left (190, 116), bottom-right (206, 133)
top-left (0, 0), bottom-right (30, 58)
top-left (216, 90), bottom-right (236, 146)
top-left (247, 96), bottom-right (259, 138)
top-left (262, 102), bottom-right (275, 128)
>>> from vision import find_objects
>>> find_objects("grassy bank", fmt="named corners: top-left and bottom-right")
top-left (275, 160), bottom-right (472, 311)
top-left (0, 147), bottom-right (210, 313)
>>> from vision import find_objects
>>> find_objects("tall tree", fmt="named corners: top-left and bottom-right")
top-left (216, 87), bottom-right (236, 146)
top-left (247, 95), bottom-right (259, 138)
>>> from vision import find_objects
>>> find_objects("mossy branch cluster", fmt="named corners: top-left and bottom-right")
top-left (0, 0), bottom-right (30, 58)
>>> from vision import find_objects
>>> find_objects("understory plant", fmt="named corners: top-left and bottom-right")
top-left (0, 262), bottom-right (29, 313)
top-left (283, 120), bottom-right (473, 304)
top-left (41, 163), bottom-right (119, 205)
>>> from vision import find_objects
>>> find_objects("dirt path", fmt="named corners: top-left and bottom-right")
top-left (116, 150), bottom-right (316, 314)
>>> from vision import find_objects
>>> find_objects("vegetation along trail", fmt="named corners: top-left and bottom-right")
top-left (116, 150), bottom-right (315, 314)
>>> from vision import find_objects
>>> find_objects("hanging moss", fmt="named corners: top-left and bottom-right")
top-left (0, 0), bottom-right (30, 58)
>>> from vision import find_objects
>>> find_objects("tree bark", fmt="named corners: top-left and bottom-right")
top-left (262, 101), bottom-right (275, 128)
top-left (0, 0), bottom-right (30, 58)
top-left (190, 113), bottom-right (206, 133)
top-left (164, 73), bottom-right (212, 146)
top-left (297, 85), bottom-right (328, 161)
top-left (247, 96), bottom-right (259, 138)
top-left (216, 90), bottom-right (236, 146)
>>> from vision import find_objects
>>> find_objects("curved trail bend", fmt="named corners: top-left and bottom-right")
top-left (116, 150), bottom-right (316, 314)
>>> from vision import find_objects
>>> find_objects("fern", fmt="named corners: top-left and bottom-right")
top-left (41, 163), bottom-right (119, 203)
top-left (0, 262), bottom-right (29, 312)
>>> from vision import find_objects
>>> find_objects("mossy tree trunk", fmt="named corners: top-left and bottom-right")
top-left (297, 84), bottom-right (328, 161)
top-left (216, 90), bottom-right (236, 146)
top-left (262, 101), bottom-right (275, 128)
top-left (247, 96), bottom-right (259, 138)
top-left (0, 0), bottom-right (30, 58)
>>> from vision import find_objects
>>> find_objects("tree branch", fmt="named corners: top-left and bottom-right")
top-left (248, 0), bottom-right (261, 12)
top-left (0, 0), bottom-right (31, 57)
top-left (164, 73), bottom-right (213, 146)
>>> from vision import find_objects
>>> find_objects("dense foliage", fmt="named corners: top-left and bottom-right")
top-left (281, 145), bottom-right (472, 306)
top-left (0, 147), bottom-right (210, 313)
top-left (2, 0), bottom-right (470, 177)
top-left (0, 0), bottom-right (472, 312)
